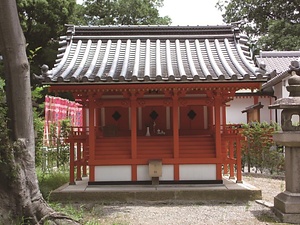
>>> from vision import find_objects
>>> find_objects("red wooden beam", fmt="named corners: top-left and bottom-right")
top-left (48, 82), bottom-right (261, 94)
top-left (88, 157), bottom-right (225, 166)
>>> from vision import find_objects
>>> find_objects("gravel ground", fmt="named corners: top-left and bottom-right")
top-left (76, 174), bottom-right (288, 225)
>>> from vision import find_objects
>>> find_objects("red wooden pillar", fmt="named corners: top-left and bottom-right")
top-left (172, 92), bottom-right (180, 180)
top-left (229, 139), bottom-right (235, 179)
top-left (88, 94), bottom-right (96, 182)
top-left (76, 141), bottom-right (82, 181)
top-left (130, 95), bottom-right (138, 181)
top-left (82, 141), bottom-right (87, 177)
top-left (236, 137), bottom-right (243, 183)
top-left (214, 94), bottom-right (222, 180)
top-left (222, 105), bottom-right (228, 175)
top-left (82, 101), bottom-right (88, 177)
top-left (69, 140), bottom-right (75, 185)
top-left (208, 106), bottom-right (214, 133)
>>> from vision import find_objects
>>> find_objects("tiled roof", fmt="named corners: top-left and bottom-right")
top-left (42, 25), bottom-right (267, 84)
top-left (256, 51), bottom-right (300, 74)
top-left (257, 51), bottom-right (300, 89)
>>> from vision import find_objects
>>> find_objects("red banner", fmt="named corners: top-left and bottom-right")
top-left (43, 95), bottom-right (82, 146)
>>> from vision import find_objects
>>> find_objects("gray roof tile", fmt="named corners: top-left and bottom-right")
top-left (256, 51), bottom-right (300, 89)
top-left (42, 25), bottom-right (267, 84)
top-left (256, 51), bottom-right (300, 74)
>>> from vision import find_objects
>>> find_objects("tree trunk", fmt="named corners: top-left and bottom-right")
top-left (0, 1), bottom-right (79, 224)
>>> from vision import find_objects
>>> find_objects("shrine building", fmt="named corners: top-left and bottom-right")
top-left (41, 25), bottom-right (268, 185)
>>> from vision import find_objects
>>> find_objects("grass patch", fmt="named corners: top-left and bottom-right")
top-left (49, 202), bottom-right (84, 222)
top-left (49, 203), bottom-right (127, 225)
top-left (37, 169), bottom-right (69, 199)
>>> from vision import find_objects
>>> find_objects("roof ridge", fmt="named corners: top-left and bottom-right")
top-left (259, 51), bottom-right (300, 58)
top-left (64, 24), bottom-right (237, 38)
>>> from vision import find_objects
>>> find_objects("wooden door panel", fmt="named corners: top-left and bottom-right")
top-left (180, 106), bottom-right (205, 131)
top-left (104, 107), bottom-right (129, 131)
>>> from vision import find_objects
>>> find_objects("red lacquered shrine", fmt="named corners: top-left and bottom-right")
top-left (41, 25), bottom-right (267, 185)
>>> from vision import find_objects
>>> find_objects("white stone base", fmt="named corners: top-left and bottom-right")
top-left (95, 165), bottom-right (131, 181)
top-left (94, 164), bottom-right (216, 182)
top-left (179, 164), bottom-right (216, 180)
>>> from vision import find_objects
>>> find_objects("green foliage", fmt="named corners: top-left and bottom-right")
top-left (0, 78), bottom-right (10, 173)
top-left (69, 4), bottom-right (87, 25)
top-left (17, 0), bottom-right (77, 74)
top-left (0, 78), bottom-right (22, 184)
top-left (217, 0), bottom-right (300, 51)
top-left (257, 20), bottom-right (300, 51)
top-left (49, 202), bottom-right (85, 223)
top-left (27, 46), bottom-right (42, 64)
top-left (17, 0), bottom-right (76, 47)
top-left (0, 79), bottom-right (8, 145)
top-left (240, 122), bottom-right (284, 174)
top-left (82, 0), bottom-right (171, 25)
top-left (15, 0), bottom-right (171, 84)
top-left (46, 119), bottom-right (71, 170)
top-left (33, 110), bottom-right (44, 167)
top-left (30, 86), bottom-right (47, 167)
top-left (37, 169), bottom-right (69, 199)
top-left (49, 203), bottom-right (108, 224)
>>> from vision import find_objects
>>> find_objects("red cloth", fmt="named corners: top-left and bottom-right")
top-left (43, 95), bottom-right (82, 146)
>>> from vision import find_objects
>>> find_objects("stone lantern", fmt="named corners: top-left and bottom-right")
top-left (269, 59), bottom-right (300, 223)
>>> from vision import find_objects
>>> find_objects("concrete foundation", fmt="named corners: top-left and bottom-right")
top-left (49, 176), bottom-right (262, 203)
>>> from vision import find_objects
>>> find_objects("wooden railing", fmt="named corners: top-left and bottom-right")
top-left (221, 124), bottom-right (244, 183)
top-left (68, 126), bottom-right (88, 184)
top-left (69, 126), bottom-right (89, 138)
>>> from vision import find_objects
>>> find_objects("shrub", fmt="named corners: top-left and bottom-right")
top-left (241, 122), bottom-right (284, 175)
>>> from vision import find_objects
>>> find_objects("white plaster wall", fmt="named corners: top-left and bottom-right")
top-left (226, 97), bottom-right (250, 124)
top-left (274, 82), bottom-right (284, 124)
top-left (161, 165), bottom-right (174, 180)
top-left (137, 165), bottom-right (174, 181)
top-left (282, 78), bottom-right (290, 98)
top-left (95, 166), bottom-right (131, 181)
top-left (259, 97), bottom-right (275, 123)
top-left (179, 164), bottom-right (216, 180)
top-left (137, 165), bottom-right (149, 181)
top-left (227, 96), bottom-right (275, 124)
top-left (274, 82), bottom-right (283, 99)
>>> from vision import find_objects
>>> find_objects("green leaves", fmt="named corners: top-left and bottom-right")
top-left (217, 0), bottom-right (300, 50)
top-left (258, 20), bottom-right (300, 50)
top-left (17, 0), bottom-right (77, 75)
top-left (241, 122), bottom-right (284, 174)
top-left (82, 0), bottom-right (171, 25)
top-left (17, 0), bottom-right (171, 77)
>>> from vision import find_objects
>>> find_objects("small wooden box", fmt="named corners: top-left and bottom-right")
top-left (148, 159), bottom-right (162, 177)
